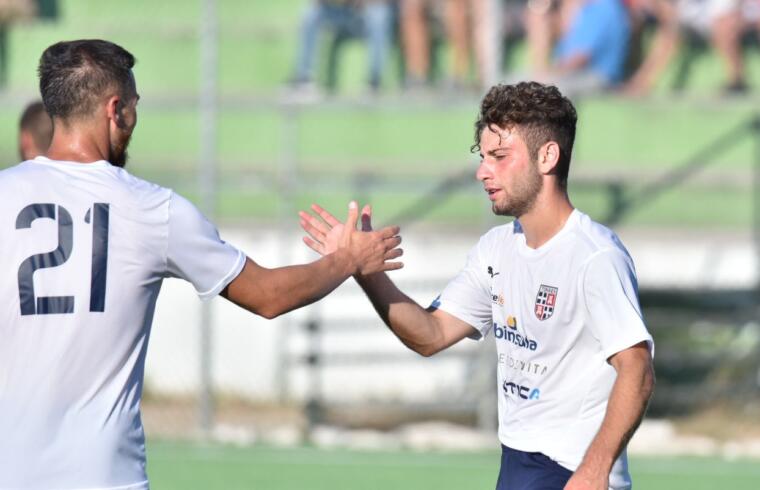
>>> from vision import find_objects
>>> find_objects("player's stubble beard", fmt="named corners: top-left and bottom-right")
top-left (109, 131), bottom-right (131, 168)
top-left (491, 160), bottom-right (542, 218)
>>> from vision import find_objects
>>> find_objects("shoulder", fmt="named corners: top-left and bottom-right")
top-left (480, 220), bottom-right (519, 244)
top-left (109, 166), bottom-right (172, 202)
top-left (0, 161), bottom-right (54, 196)
top-left (570, 211), bottom-right (632, 260)
top-left (0, 161), bottom-right (36, 180)
top-left (475, 221), bottom-right (520, 254)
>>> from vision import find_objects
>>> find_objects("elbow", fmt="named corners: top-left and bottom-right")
top-left (258, 308), bottom-right (280, 320)
top-left (416, 346), bottom-right (437, 358)
top-left (411, 341), bottom-right (444, 358)
top-left (249, 301), bottom-right (285, 320)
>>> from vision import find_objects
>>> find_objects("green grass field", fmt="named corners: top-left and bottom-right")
top-left (146, 441), bottom-right (760, 489)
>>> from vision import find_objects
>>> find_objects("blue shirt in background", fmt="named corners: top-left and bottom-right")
top-left (555, 0), bottom-right (631, 84)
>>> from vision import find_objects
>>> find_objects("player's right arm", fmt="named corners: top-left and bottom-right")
top-left (220, 201), bottom-right (403, 319)
top-left (300, 204), bottom-right (476, 356)
top-left (166, 194), bottom-right (402, 319)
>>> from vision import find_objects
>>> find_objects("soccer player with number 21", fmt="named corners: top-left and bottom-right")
top-left (0, 39), bottom-right (403, 490)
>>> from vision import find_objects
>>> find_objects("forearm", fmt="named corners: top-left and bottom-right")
top-left (225, 253), bottom-right (355, 319)
top-left (355, 272), bottom-right (445, 356)
top-left (577, 358), bottom-right (655, 477)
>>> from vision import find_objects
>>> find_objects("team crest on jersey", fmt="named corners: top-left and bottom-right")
top-left (534, 284), bottom-right (558, 321)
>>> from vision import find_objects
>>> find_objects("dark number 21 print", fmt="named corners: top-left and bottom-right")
top-left (16, 203), bottom-right (110, 315)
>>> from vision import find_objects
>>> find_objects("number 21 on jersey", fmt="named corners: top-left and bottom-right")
top-left (16, 203), bottom-right (110, 315)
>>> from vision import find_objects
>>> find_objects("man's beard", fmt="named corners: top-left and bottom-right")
top-left (109, 133), bottom-right (131, 168)
top-left (492, 164), bottom-right (542, 217)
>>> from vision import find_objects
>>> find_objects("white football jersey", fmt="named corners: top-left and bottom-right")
top-left (435, 209), bottom-right (653, 490)
top-left (0, 157), bottom-right (245, 490)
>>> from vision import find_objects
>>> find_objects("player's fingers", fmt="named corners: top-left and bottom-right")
top-left (380, 261), bottom-right (404, 272)
top-left (300, 218), bottom-right (327, 245)
top-left (377, 225), bottom-right (400, 239)
top-left (385, 248), bottom-right (404, 260)
top-left (344, 201), bottom-right (359, 231)
top-left (302, 236), bottom-right (325, 256)
top-left (384, 235), bottom-right (402, 251)
top-left (311, 203), bottom-right (341, 228)
top-left (360, 204), bottom-right (372, 231)
top-left (299, 211), bottom-right (331, 236)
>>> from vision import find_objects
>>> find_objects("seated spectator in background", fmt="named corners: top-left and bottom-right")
top-left (289, 0), bottom-right (392, 95)
top-left (0, 0), bottom-right (37, 88)
top-left (524, 0), bottom-right (577, 77)
top-left (745, 0), bottom-right (760, 31)
top-left (444, 0), bottom-right (503, 91)
top-left (18, 100), bottom-right (52, 160)
top-left (400, 0), bottom-right (438, 88)
top-left (401, 0), bottom-right (503, 91)
top-left (624, 0), bottom-right (746, 95)
top-left (524, 0), bottom-right (631, 96)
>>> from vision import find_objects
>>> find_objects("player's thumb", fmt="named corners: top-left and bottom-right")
top-left (361, 204), bottom-right (373, 231)
top-left (345, 201), bottom-right (359, 231)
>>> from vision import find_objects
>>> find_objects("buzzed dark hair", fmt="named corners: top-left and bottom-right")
top-left (19, 101), bottom-right (53, 151)
top-left (472, 82), bottom-right (577, 188)
top-left (38, 39), bottom-right (135, 120)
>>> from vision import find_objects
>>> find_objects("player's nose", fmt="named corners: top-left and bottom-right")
top-left (476, 160), bottom-right (491, 182)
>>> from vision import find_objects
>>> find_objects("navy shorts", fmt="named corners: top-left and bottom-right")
top-left (495, 444), bottom-right (573, 490)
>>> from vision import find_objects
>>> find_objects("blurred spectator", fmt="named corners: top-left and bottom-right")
top-left (289, 0), bottom-right (393, 95)
top-left (524, 0), bottom-right (631, 95)
top-left (444, 0), bottom-right (503, 90)
top-left (18, 100), bottom-right (52, 160)
top-left (0, 0), bottom-right (36, 88)
top-left (745, 0), bottom-right (760, 30)
top-left (401, 0), bottom-right (502, 90)
top-left (399, 0), bottom-right (436, 88)
top-left (624, 0), bottom-right (746, 95)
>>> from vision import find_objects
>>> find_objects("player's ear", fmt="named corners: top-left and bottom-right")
top-left (537, 141), bottom-right (560, 175)
top-left (105, 95), bottom-right (122, 125)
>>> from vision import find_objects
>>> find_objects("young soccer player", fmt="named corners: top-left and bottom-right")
top-left (0, 39), bottom-right (402, 490)
top-left (300, 82), bottom-right (655, 490)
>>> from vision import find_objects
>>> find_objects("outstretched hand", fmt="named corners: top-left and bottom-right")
top-left (299, 202), bottom-right (403, 275)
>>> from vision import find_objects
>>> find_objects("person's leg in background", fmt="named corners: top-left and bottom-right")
top-left (445, 0), bottom-right (471, 88)
top-left (292, 1), bottom-right (336, 85)
top-left (709, 4), bottom-right (747, 92)
top-left (471, 0), bottom-right (503, 90)
top-left (400, 0), bottom-right (431, 87)
top-left (363, 1), bottom-right (393, 91)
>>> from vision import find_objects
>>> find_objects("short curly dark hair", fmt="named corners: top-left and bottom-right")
top-left (472, 82), bottom-right (577, 188)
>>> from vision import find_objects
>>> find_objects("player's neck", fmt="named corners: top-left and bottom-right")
top-left (46, 121), bottom-right (110, 164)
top-left (517, 189), bottom-right (574, 250)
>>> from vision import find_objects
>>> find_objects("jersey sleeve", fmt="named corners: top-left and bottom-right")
top-left (432, 239), bottom-right (492, 339)
top-left (165, 192), bottom-right (246, 300)
top-left (582, 249), bottom-right (653, 360)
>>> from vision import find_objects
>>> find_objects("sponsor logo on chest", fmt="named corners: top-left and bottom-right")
top-left (534, 284), bottom-right (558, 321)
top-left (502, 380), bottom-right (540, 400)
top-left (498, 353), bottom-right (549, 376)
top-left (493, 316), bottom-right (538, 351)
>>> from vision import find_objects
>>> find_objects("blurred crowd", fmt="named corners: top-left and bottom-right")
top-left (286, 0), bottom-right (760, 97)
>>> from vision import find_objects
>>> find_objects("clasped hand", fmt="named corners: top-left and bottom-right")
top-left (299, 202), bottom-right (404, 276)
